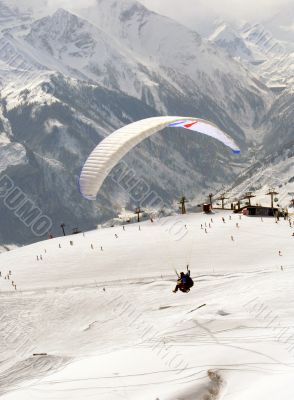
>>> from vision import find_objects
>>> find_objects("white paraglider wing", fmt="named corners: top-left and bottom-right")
top-left (79, 116), bottom-right (240, 200)
top-left (168, 120), bottom-right (241, 154)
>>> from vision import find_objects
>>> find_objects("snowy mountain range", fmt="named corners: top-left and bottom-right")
top-left (0, 0), bottom-right (292, 245)
top-left (209, 20), bottom-right (294, 88)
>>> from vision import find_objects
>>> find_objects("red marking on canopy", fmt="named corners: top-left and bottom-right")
top-left (184, 121), bottom-right (199, 128)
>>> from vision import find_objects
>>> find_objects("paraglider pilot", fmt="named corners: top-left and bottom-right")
top-left (173, 265), bottom-right (194, 293)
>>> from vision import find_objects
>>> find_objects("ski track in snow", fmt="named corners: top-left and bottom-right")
top-left (0, 211), bottom-right (294, 399)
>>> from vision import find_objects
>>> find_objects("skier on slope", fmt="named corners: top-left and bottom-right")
top-left (173, 265), bottom-right (194, 293)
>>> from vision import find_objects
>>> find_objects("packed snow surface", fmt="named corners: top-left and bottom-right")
top-left (0, 211), bottom-right (294, 399)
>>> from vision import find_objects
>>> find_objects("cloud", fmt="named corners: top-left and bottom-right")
top-left (9, 0), bottom-right (293, 39)
top-left (139, 0), bottom-right (292, 31)
top-left (11, 0), bottom-right (292, 23)
top-left (10, 0), bottom-right (96, 13)
top-left (46, 0), bottom-right (96, 8)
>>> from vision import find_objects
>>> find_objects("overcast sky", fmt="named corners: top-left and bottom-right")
top-left (141, 1), bottom-right (293, 38)
top-left (16, 0), bottom-right (292, 17)
top-left (10, 0), bottom-right (96, 13)
top-left (12, 0), bottom-right (293, 38)
top-left (139, 0), bottom-right (291, 22)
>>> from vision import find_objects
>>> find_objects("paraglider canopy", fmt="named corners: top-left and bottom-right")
top-left (79, 116), bottom-right (240, 200)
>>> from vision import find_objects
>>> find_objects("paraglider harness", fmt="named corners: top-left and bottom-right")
top-left (174, 266), bottom-right (194, 293)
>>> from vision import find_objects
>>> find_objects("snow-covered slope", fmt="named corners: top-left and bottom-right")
top-left (1, 211), bottom-right (294, 399)
top-left (228, 151), bottom-right (294, 210)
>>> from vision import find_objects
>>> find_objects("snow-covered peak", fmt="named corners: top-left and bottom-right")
top-left (240, 22), bottom-right (293, 88)
top-left (210, 23), bottom-right (239, 43)
top-left (242, 23), bottom-right (285, 55)
top-left (81, 0), bottom-right (154, 38)
top-left (27, 8), bottom-right (88, 45)
top-left (209, 22), bottom-right (254, 61)
top-left (51, 7), bottom-right (78, 23)
top-left (209, 19), bottom-right (293, 89)
top-left (24, 8), bottom-right (110, 77)
top-left (80, 0), bottom-right (203, 59)
top-left (23, 8), bottom-right (161, 98)
top-left (95, 0), bottom-right (147, 16)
